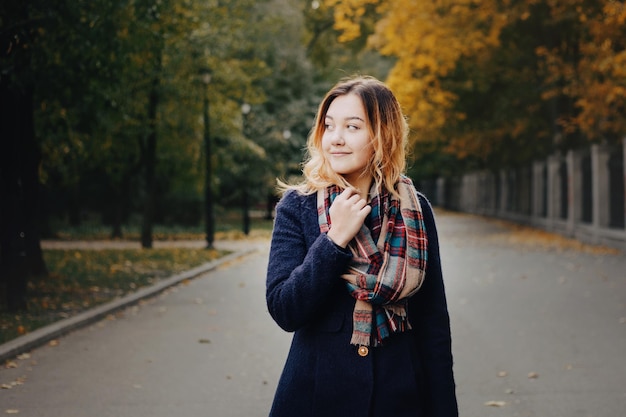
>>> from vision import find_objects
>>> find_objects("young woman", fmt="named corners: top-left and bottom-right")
top-left (266, 75), bottom-right (458, 417)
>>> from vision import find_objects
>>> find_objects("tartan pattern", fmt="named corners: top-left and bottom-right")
top-left (318, 176), bottom-right (428, 346)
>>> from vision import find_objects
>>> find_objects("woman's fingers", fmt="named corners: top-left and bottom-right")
top-left (327, 188), bottom-right (371, 247)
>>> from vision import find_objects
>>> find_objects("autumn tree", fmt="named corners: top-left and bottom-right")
top-left (534, 0), bottom-right (626, 147)
top-left (323, 0), bottom-right (513, 176)
top-left (325, 0), bottom-right (626, 177)
top-left (327, 0), bottom-right (505, 141)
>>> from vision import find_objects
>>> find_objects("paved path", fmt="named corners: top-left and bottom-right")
top-left (1, 212), bottom-right (625, 416)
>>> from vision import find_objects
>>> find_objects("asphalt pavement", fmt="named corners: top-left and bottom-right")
top-left (0, 212), bottom-right (624, 417)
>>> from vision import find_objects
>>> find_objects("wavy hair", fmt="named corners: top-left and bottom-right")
top-left (280, 75), bottom-right (408, 197)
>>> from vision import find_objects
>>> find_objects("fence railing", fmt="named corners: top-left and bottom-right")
top-left (419, 138), bottom-right (626, 251)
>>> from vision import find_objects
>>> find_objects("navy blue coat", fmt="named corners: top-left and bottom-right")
top-left (266, 189), bottom-right (458, 417)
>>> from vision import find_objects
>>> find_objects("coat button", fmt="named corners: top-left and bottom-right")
top-left (357, 346), bottom-right (369, 357)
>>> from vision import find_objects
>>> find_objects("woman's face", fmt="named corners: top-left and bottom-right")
top-left (321, 93), bottom-right (374, 186)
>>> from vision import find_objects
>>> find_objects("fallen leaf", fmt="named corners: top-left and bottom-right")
top-left (5, 410), bottom-right (19, 414)
top-left (13, 377), bottom-right (25, 386)
top-left (505, 389), bottom-right (514, 394)
top-left (5, 362), bottom-right (17, 369)
top-left (1, 384), bottom-right (12, 390)
top-left (48, 340), bottom-right (59, 347)
top-left (16, 326), bottom-right (25, 335)
top-left (497, 371), bottom-right (508, 377)
top-left (198, 339), bottom-right (211, 344)
top-left (484, 400), bottom-right (507, 407)
top-left (528, 371), bottom-right (539, 379)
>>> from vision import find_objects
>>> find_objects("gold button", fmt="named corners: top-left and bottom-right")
top-left (357, 346), bottom-right (369, 357)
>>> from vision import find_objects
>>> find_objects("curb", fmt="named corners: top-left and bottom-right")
top-left (0, 248), bottom-right (257, 363)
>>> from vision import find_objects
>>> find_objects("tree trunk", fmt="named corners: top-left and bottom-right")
top-left (68, 184), bottom-right (82, 226)
top-left (0, 64), bottom-right (47, 311)
top-left (265, 192), bottom-right (277, 220)
top-left (111, 206), bottom-right (124, 239)
top-left (110, 172), bottom-right (131, 239)
top-left (242, 188), bottom-right (250, 235)
top-left (140, 50), bottom-right (162, 249)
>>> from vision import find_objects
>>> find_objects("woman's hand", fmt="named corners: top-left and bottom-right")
top-left (326, 187), bottom-right (371, 248)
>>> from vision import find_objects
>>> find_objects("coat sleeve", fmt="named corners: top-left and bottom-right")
top-left (410, 193), bottom-right (458, 417)
top-left (266, 190), bottom-right (352, 332)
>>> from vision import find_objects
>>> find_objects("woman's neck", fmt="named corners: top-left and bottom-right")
top-left (347, 175), bottom-right (373, 201)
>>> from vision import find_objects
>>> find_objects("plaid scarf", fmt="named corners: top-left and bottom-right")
top-left (317, 176), bottom-right (428, 347)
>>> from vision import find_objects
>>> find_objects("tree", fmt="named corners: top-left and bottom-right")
top-left (535, 0), bottom-right (626, 146)
top-left (327, 0), bottom-right (504, 140)
top-left (326, 0), bottom-right (626, 177)
top-left (1, 0), bottom-right (48, 311)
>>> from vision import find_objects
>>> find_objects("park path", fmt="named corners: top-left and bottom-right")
top-left (1, 211), bottom-right (625, 417)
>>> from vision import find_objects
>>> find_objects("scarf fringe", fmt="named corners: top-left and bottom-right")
top-left (350, 333), bottom-right (372, 347)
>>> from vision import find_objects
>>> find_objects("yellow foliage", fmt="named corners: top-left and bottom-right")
top-left (557, 1), bottom-right (626, 140)
top-left (328, 0), bottom-right (626, 154)
top-left (375, 0), bottom-right (506, 142)
top-left (323, 0), bottom-right (379, 42)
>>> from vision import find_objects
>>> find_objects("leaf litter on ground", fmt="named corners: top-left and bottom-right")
top-left (485, 218), bottom-right (621, 255)
top-left (0, 247), bottom-right (229, 345)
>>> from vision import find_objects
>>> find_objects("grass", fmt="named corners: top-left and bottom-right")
top-left (50, 212), bottom-right (275, 241)
top-left (0, 247), bottom-right (230, 345)
top-left (0, 214), bottom-right (275, 345)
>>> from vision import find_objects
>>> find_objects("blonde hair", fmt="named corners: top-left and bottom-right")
top-left (280, 75), bottom-right (408, 197)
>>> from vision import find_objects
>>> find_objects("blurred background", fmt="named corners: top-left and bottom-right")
top-left (1, 1), bottom-right (625, 316)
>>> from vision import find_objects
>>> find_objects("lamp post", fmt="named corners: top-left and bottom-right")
top-left (241, 102), bottom-right (251, 235)
top-left (201, 69), bottom-right (214, 249)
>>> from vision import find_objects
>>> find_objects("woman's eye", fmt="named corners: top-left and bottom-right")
top-left (324, 123), bottom-right (334, 131)
top-left (348, 124), bottom-right (359, 131)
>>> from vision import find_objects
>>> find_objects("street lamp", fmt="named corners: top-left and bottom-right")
top-left (241, 102), bottom-right (251, 117)
top-left (241, 102), bottom-right (251, 235)
top-left (201, 68), bottom-right (214, 249)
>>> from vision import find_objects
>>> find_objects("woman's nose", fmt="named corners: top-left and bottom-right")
top-left (330, 128), bottom-right (344, 145)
